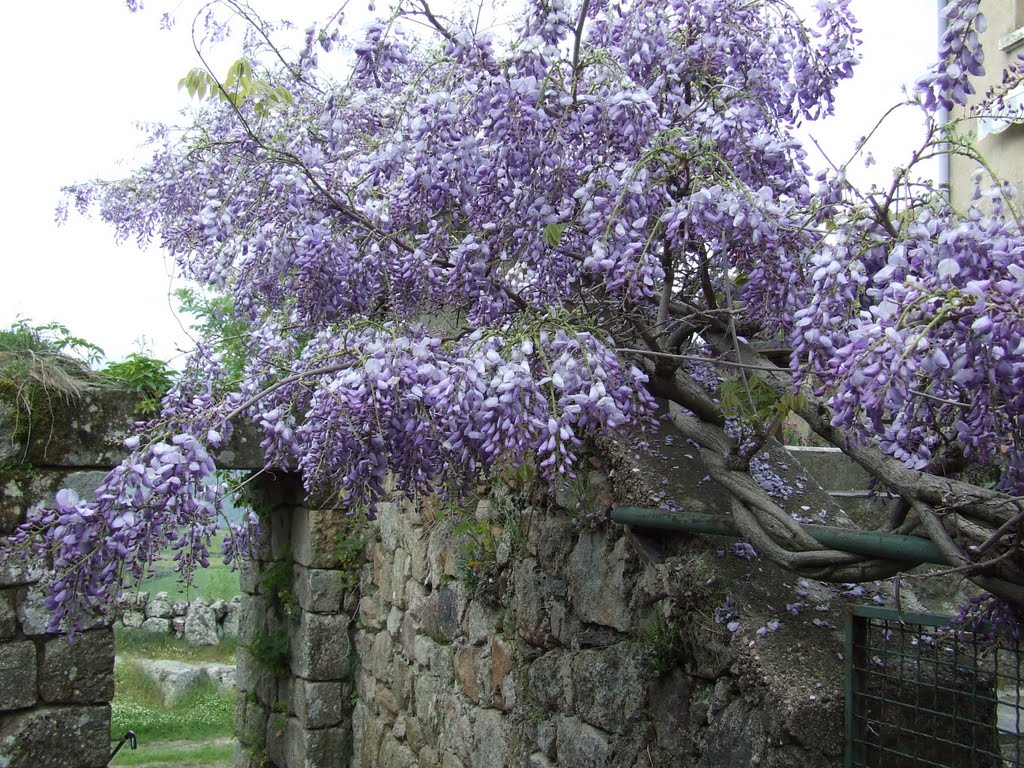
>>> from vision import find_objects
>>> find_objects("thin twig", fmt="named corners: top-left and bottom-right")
top-left (908, 388), bottom-right (972, 408)
top-left (225, 362), bottom-right (351, 421)
top-left (970, 507), bottom-right (1024, 557)
top-left (571, 0), bottom-right (591, 101)
top-left (616, 347), bottom-right (796, 374)
top-left (415, 0), bottom-right (458, 44)
top-left (904, 546), bottom-right (1019, 580)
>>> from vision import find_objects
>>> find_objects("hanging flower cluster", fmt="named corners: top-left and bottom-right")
top-left (794, 202), bottom-right (1024, 486)
top-left (6, 434), bottom-right (225, 635)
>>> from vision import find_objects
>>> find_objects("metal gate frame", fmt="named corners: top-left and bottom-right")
top-left (846, 604), bottom-right (1023, 768)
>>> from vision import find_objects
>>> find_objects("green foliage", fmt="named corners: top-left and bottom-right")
top-left (638, 609), bottom-right (688, 678)
top-left (246, 628), bottom-right (291, 677)
top-left (237, 700), bottom-right (271, 768)
top-left (0, 319), bottom-right (104, 447)
top-left (553, 471), bottom-right (608, 529)
top-left (455, 518), bottom-right (500, 603)
top-left (246, 555), bottom-right (295, 676)
top-left (542, 222), bottom-right (568, 247)
top-left (0, 318), bottom-right (104, 364)
top-left (270, 706), bottom-right (287, 740)
top-left (260, 555), bottom-right (295, 615)
top-left (499, 458), bottom-right (538, 492)
top-left (101, 353), bottom-right (175, 416)
top-left (179, 58), bottom-right (294, 117)
top-left (223, 470), bottom-right (273, 519)
top-left (719, 373), bottom-right (807, 438)
top-left (0, 317), bottom-right (175, 422)
top-left (335, 516), bottom-right (368, 592)
top-left (175, 287), bottom-right (249, 384)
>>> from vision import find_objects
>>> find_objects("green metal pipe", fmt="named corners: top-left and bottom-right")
top-left (611, 507), bottom-right (950, 565)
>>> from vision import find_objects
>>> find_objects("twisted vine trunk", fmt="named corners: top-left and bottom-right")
top-left (649, 332), bottom-right (1024, 607)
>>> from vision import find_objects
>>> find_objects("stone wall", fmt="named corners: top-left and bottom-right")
top-left (226, 417), bottom-right (865, 767)
top-left (0, 386), bottom-right (137, 768)
top-left (116, 592), bottom-right (242, 645)
top-left (345, 424), bottom-right (854, 768)
top-left (234, 476), bottom-right (361, 768)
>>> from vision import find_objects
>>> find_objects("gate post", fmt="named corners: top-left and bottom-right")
top-left (234, 476), bottom-right (359, 768)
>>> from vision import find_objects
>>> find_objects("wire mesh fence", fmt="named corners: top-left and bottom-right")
top-left (846, 605), bottom-right (1024, 768)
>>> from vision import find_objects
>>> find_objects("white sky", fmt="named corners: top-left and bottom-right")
top-left (0, 1), bottom-right (941, 365)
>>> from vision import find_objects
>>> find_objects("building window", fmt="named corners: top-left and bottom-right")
top-left (1001, 0), bottom-right (1024, 51)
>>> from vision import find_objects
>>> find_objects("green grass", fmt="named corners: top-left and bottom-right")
top-left (108, 740), bottom-right (235, 766)
top-left (123, 529), bottom-right (242, 604)
top-left (116, 626), bottom-right (238, 664)
top-left (112, 537), bottom-right (241, 768)
top-left (111, 660), bottom-right (236, 745)
top-left (134, 559), bottom-right (240, 603)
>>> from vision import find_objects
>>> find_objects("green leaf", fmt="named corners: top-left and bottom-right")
top-left (542, 222), bottom-right (568, 247)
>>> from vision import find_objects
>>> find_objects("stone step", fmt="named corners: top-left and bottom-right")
top-left (783, 446), bottom-right (898, 528)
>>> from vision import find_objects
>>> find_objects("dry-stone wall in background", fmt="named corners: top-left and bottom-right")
top-left (115, 591), bottom-right (241, 645)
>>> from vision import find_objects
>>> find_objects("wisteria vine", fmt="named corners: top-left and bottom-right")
top-left (8, 0), bottom-right (1024, 632)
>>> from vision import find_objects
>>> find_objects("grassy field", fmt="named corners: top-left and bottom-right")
top-left (115, 626), bottom-right (239, 664)
top-left (111, 660), bottom-right (234, 742)
top-left (109, 658), bottom-right (236, 766)
top-left (127, 533), bottom-right (241, 603)
top-left (133, 560), bottom-right (240, 603)
top-left (111, 534), bottom-right (242, 768)
top-left (108, 740), bottom-right (235, 767)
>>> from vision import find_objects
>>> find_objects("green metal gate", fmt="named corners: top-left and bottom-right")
top-left (846, 605), bottom-right (1024, 767)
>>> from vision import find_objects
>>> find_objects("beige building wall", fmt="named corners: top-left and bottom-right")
top-left (948, 0), bottom-right (1024, 209)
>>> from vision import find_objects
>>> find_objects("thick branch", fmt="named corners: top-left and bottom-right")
top-left (702, 331), bottom-right (1023, 527)
top-left (414, 1), bottom-right (458, 44)
top-left (668, 407), bottom-right (914, 581)
top-left (913, 500), bottom-right (1024, 605)
top-left (646, 370), bottom-right (725, 428)
top-left (729, 500), bottom-right (910, 582)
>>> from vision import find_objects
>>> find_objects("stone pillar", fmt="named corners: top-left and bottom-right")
top-left (235, 477), bottom-right (359, 768)
top-left (0, 469), bottom-right (115, 768)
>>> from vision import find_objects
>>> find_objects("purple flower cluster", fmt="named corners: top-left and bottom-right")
top-left (6, 434), bottom-right (227, 635)
top-left (915, 0), bottom-right (986, 112)
top-left (793, 202), bottom-right (1024, 488)
top-left (275, 324), bottom-right (655, 509)
top-left (353, 23), bottom-right (409, 85)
